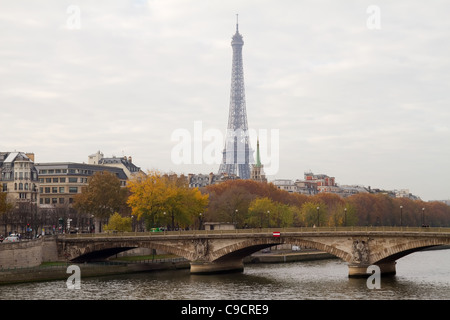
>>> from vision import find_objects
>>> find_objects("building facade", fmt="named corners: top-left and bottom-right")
top-left (88, 150), bottom-right (142, 179)
top-left (35, 162), bottom-right (128, 206)
top-left (0, 152), bottom-right (39, 205)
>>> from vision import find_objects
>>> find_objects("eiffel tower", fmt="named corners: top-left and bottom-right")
top-left (218, 16), bottom-right (253, 179)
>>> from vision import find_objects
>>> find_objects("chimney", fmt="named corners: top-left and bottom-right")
top-left (26, 153), bottom-right (35, 162)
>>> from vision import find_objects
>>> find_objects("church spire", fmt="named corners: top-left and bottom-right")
top-left (255, 138), bottom-right (261, 167)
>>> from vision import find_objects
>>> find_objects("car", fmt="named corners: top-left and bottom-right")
top-left (4, 235), bottom-right (20, 242)
top-left (292, 245), bottom-right (301, 251)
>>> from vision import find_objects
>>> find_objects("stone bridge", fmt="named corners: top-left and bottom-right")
top-left (56, 227), bottom-right (450, 277)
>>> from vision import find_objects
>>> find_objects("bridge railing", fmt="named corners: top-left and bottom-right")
top-left (58, 226), bottom-right (450, 239)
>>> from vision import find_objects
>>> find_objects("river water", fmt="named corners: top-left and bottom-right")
top-left (0, 249), bottom-right (449, 300)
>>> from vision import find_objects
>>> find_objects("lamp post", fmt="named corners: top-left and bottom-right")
top-left (422, 207), bottom-right (425, 227)
top-left (344, 207), bottom-right (347, 227)
top-left (163, 212), bottom-right (167, 231)
top-left (317, 206), bottom-right (320, 227)
top-left (198, 212), bottom-right (203, 230)
top-left (400, 205), bottom-right (403, 227)
top-left (267, 210), bottom-right (270, 228)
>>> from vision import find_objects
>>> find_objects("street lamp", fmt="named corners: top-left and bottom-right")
top-left (267, 210), bottom-right (270, 228)
top-left (198, 213), bottom-right (203, 230)
top-left (400, 206), bottom-right (403, 227)
top-left (422, 207), bottom-right (425, 227)
top-left (344, 207), bottom-right (347, 227)
top-left (317, 206), bottom-right (320, 227)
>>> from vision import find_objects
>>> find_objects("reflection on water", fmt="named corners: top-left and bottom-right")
top-left (0, 249), bottom-right (449, 300)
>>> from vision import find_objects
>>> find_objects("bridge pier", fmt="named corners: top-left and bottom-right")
top-left (190, 260), bottom-right (244, 275)
top-left (348, 261), bottom-right (397, 278)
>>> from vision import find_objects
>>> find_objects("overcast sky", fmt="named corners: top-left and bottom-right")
top-left (1, 0), bottom-right (449, 201)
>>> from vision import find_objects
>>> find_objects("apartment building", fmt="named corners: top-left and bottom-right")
top-left (35, 162), bottom-right (128, 206)
top-left (0, 152), bottom-right (39, 205)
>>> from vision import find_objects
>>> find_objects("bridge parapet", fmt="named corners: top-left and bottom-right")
top-left (59, 226), bottom-right (450, 239)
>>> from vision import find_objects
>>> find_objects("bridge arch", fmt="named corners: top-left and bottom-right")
top-left (370, 238), bottom-right (450, 265)
top-left (66, 240), bottom-right (194, 262)
top-left (209, 238), bottom-right (351, 264)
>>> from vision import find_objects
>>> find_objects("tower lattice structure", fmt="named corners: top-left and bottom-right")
top-left (218, 17), bottom-right (253, 179)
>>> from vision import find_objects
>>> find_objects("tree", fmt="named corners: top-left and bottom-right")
top-left (161, 176), bottom-right (209, 230)
top-left (246, 197), bottom-right (296, 228)
top-left (246, 197), bottom-right (274, 228)
top-left (206, 185), bottom-right (255, 227)
top-left (74, 171), bottom-right (129, 231)
top-left (127, 171), bottom-right (209, 230)
top-left (103, 212), bottom-right (132, 232)
top-left (0, 191), bottom-right (13, 216)
top-left (300, 201), bottom-right (328, 227)
top-left (0, 191), bottom-right (14, 235)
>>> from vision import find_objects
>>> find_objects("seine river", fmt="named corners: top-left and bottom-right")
top-left (0, 249), bottom-right (449, 300)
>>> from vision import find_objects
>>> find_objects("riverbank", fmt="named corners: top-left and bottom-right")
top-left (245, 249), bottom-right (336, 264)
top-left (0, 259), bottom-right (190, 285)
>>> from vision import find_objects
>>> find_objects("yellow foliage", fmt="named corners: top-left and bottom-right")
top-left (127, 170), bottom-right (209, 229)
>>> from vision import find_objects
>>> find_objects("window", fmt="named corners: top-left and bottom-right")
top-left (69, 178), bottom-right (78, 183)
top-left (46, 178), bottom-right (51, 183)
top-left (60, 177), bottom-right (66, 183)
top-left (53, 178), bottom-right (58, 183)
top-left (59, 187), bottom-right (65, 193)
top-left (52, 187), bottom-right (58, 193)
top-left (45, 187), bottom-right (50, 193)
top-left (69, 187), bottom-right (78, 193)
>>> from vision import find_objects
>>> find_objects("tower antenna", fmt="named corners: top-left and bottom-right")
top-left (236, 13), bottom-right (239, 32)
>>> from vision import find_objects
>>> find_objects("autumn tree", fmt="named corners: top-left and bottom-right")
top-left (246, 197), bottom-right (296, 228)
top-left (0, 191), bottom-right (13, 216)
top-left (300, 201), bottom-right (328, 227)
top-left (246, 197), bottom-right (274, 228)
top-left (127, 171), bottom-right (209, 230)
top-left (206, 185), bottom-right (255, 227)
top-left (0, 191), bottom-right (14, 235)
top-left (103, 212), bottom-right (132, 232)
top-left (74, 171), bottom-right (129, 231)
